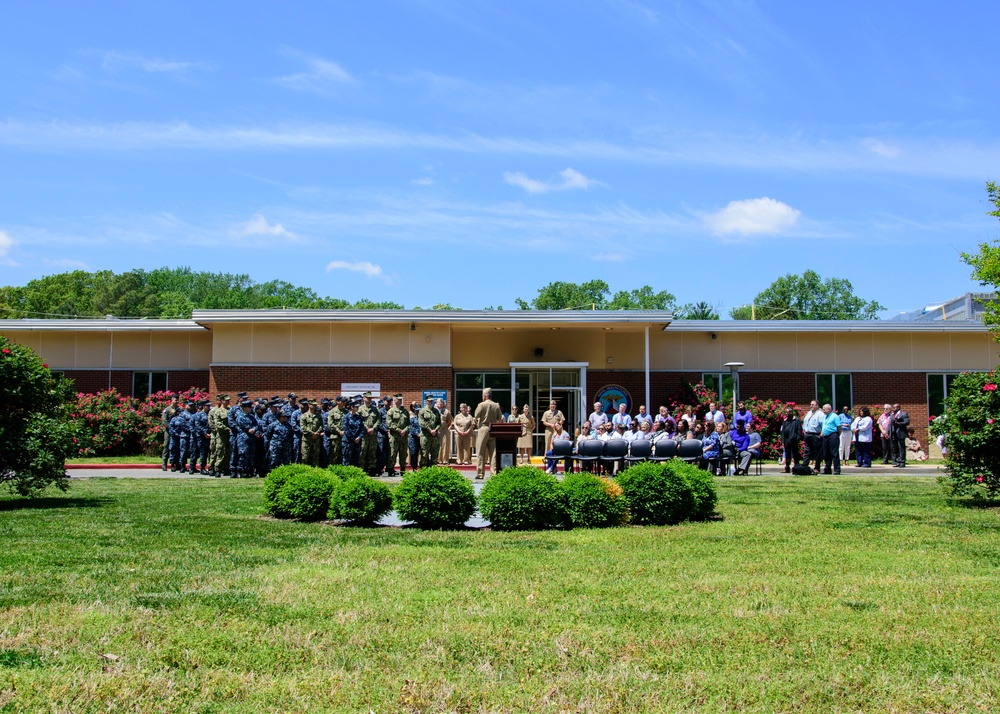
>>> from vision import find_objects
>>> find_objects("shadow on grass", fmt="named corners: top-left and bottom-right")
top-left (949, 497), bottom-right (1000, 510)
top-left (0, 496), bottom-right (113, 511)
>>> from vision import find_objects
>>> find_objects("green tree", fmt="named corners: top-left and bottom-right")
top-left (515, 280), bottom-right (675, 311)
top-left (676, 301), bottom-right (720, 320)
top-left (0, 336), bottom-right (76, 496)
top-left (962, 181), bottom-right (1000, 332)
top-left (730, 270), bottom-right (883, 320)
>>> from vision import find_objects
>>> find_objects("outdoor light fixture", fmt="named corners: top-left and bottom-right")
top-left (723, 361), bottom-right (744, 418)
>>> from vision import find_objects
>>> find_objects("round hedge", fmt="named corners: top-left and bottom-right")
top-left (328, 464), bottom-right (368, 482)
top-left (329, 476), bottom-right (393, 525)
top-left (664, 460), bottom-right (717, 521)
top-left (392, 466), bottom-right (477, 529)
top-left (276, 469), bottom-right (340, 521)
top-left (561, 472), bottom-right (629, 528)
top-left (615, 462), bottom-right (695, 526)
top-left (263, 464), bottom-right (319, 517)
top-left (479, 466), bottom-right (567, 531)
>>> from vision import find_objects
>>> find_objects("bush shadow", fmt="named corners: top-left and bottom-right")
top-left (0, 496), bottom-right (113, 512)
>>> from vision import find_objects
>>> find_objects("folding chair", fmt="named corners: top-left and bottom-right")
top-left (624, 439), bottom-right (652, 465)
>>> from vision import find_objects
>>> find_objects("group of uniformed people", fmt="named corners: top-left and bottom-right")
top-left (160, 390), bottom-right (474, 478)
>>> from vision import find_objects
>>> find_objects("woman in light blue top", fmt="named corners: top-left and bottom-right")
top-left (838, 406), bottom-right (853, 463)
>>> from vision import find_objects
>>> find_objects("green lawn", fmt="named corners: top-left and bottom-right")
top-left (1, 476), bottom-right (998, 713)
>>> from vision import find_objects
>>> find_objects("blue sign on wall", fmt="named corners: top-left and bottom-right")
top-left (422, 389), bottom-right (449, 405)
top-left (594, 385), bottom-right (631, 415)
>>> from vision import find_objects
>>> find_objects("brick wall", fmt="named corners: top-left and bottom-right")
top-left (209, 365), bottom-right (453, 407)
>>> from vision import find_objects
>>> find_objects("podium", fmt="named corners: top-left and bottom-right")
top-left (489, 422), bottom-right (522, 472)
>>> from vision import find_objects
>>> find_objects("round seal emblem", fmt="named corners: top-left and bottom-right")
top-left (594, 385), bottom-right (631, 415)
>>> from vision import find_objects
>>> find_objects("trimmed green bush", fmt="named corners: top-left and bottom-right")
top-left (329, 476), bottom-right (393, 525)
top-left (561, 472), bottom-right (628, 528)
top-left (393, 467), bottom-right (476, 529)
top-left (262, 464), bottom-right (317, 517)
top-left (276, 469), bottom-right (340, 521)
top-left (664, 460), bottom-right (718, 521)
top-left (616, 462), bottom-right (695, 526)
top-left (328, 464), bottom-right (368, 482)
top-left (479, 466), bottom-right (567, 531)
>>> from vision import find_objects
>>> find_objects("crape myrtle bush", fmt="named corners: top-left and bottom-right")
top-left (276, 469), bottom-right (341, 521)
top-left (328, 474), bottom-right (393, 525)
top-left (393, 466), bottom-right (477, 529)
top-left (478, 466), bottom-right (567, 531)
top-left (69, 387), bottom-right (208, 457)
top-left (931, 368), bottom-right (1000, 500)
top-left (615, 462), bottom-right (696, 526)
top-left (263, 464), bottom-right (325, 518)
top-left (663, 459), bottom-right (718, 521)
top-left (561, 472), bottom-right (629, 529)
top-left (0, 336), bottom-right (76, 496)
top-left (665, 381), bottom-right (792, 460)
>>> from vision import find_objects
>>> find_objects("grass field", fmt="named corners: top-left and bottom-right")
top-left (1, 476), bottom-right (998, 713)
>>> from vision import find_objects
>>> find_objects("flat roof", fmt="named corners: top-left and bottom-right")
top-left (0, 319), bottom-right (206, 332)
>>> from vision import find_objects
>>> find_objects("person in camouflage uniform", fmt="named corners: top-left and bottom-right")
top-left (328, 396), bottom-right (345, 466)
top-left (359, 392), bottom-right (381, 476)
top-left (160, 394), bottom-right (180, 471)
top-left (418, 395), bottom-right (442, 468)
top-left (267, 409), bottom-right (294, 468)
top-left (299, 399), bottom-right (324, 466)
top-left (208, 394), bottom-right (230, 477)
top-left (385, 394), bottom-right (409, 476)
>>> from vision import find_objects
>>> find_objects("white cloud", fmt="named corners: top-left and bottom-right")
top-left (504, 167), bottom-right (601, 193)
top-left (591, 252), bottom-right (625, 262)
top-left (703, 197), bottom-right (801, 238)
top-left (0, 229), bottom-right (15, 264)
top-left (326, 260), bottom-right (383, 279)
top-left (864, 138), bottom-right (902, 159)
top-left (273, 55), bottom-right (354, 93)
top-left (101, 51), bottom-right (207, 74)
top-left (232, 214), bottom-right (296, 239)
top-left (411, 177), bottom-right (434, 186)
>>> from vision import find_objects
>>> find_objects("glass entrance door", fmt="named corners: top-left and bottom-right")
top-left (509, 363), bottom-right (588, 455)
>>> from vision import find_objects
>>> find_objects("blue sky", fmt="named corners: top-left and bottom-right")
top-left (1, 1), bottom-right (998, 316)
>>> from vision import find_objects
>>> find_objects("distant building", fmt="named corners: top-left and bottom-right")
top-left (891, 292), bottom-right (997, 323)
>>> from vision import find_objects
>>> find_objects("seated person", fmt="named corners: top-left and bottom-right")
top-left (716, 420), bottom-right (735, 469)
top-left (906, 428), bottom-right (928, 461)
top-left (736, 422), bottom-right (762, 475)
top-left (545, 423), bottom-right (574, 474)
top-left (701, 421), bottom-right (720, 474)
top-left (632, 420), bottom-right (652, 441)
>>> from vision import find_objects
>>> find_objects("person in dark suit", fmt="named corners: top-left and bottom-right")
top-left (891, 403), bottom-right (910, 467)
top-left (780, 407), bottom-right (801, 473)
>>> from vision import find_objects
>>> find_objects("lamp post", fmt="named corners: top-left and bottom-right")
top-left (723, 362), bottom-right (744, 420)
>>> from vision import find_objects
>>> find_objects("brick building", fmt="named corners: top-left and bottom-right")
top-left (2, 310), bottom-right (996, 453)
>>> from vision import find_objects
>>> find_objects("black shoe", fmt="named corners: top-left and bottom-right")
top-left (834, 471), bottom-right (841, 475)
top-left (823, 470), bottom-right (832, 475)
top-left (161, 464), bottom-right (168, 472)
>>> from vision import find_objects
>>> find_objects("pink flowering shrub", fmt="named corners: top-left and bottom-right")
top-left (665, 381), bottom-right (794, 460)
top-left (930, 368), bottom-right (1000, 500)
top-left (70, 387), bottom-right (208, 456)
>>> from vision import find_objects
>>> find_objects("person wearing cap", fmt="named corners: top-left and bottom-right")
top-left (329, 396), bottom-right (346, 466)
top-left (290, 398), bottom-right (305, 464)
top-left (228, 392), bottom-right (247, 476)
top-left (437, 398), bottom-right (454, 466)
top-left (258, 401), bottom-right (279, 471)
top-left (359, 392), bottom-right (381, 476)
top-left (453, 403), bottom-right (474, 466)
top-left (167, 406), bottom-right (187, 472)
top-left (191, 400), bottom-right (211, 475)
top-left (160, 394), bottom-right (180, 471)
top-left (376, 396), bottom-right (392, 475)
top-left (234, 399), bottom-right (258, 477)
top-left (407, 401), bottom-right (422, 471)
top-left (418, 395), bottom-right (442, 468)
top-left (176, 399), bottom-right (197, 473)
top-left (299, 399), bottom-right (323, 466)
top-left (385, 395), bottom-right (409, 476)
top-left (517, 404), bottom-right (535, 465)
top-left (267, 409), bottom-right (294, 468)
top-left (252, 401), bottom-right (270, 477)
top-left (341, 398), bottom-right (365, 467)
top-left (208, 394), bottom-right (230, 477)
top-left (541, 400), bottom-right (565, 456)
top-left (473, 387), bottom-right (503, 479)
top-left (317, 399), bottom-right (332, 468)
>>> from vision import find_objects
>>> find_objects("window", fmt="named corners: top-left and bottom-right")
top-left (454, 372), bottom-right (514, 412)
top-left (816, 373), bottom-right (852, 411)
top-left (702, 373), bottom-right (735, 406)
top-left (927, 373), bottom-right (957, 420)
top-left (134, 371), bottom-right (168, 399)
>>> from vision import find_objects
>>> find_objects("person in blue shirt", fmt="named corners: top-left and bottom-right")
top-left (730, 419), bottom-right (750, 475)
top-left (733, 402), bottom-right (753, 429)
top-left (837, 406), bottom-right (853, 464)
top-left (191, 400), bottom-right (211, 474)
top-left (342, 399), bottom-right (365, 468)
top-left (267, 410), bottom-right (294, 468)
top-left (407, 401), bottom-right (422, 471)
top-left (820, 403), bottom-right (842, 474)
top-left (701, 421), bottom-right (720, 475)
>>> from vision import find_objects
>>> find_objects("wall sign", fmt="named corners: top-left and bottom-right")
top-left (594, 385), bottom-right (631, 415)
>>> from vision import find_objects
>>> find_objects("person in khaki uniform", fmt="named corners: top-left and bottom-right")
top-left (299, 399), bottom-right (324, 466)
top-left (385, 395), bottom-right (409, 476)
top-left (436, 399), bottom-right (454, 465)
top-left (540, 400), bottom-right (564, 455)
top-left (418, 395), bottom-right (442, 468)
top-left (474, 388), bottom-right (503, 479)
top-left (453, 403), bottom-right (474, 465)
top-left (517, 404), bottom-right (535, 465)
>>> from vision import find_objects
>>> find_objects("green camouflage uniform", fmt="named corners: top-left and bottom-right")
top-left (386, 405), bottom-right (410, 473)
top-left (328, 405), bottom-right (344, 466)
top-left (299, 409), bottom-right (324, 466)
top-left (359, 401), bottom-right (381, 475)
top-left (161, 404), bottom-right (178, 468)
top-left (208, 405), bottom-right (231, 474)
top-left (418, 404), bottom-right (442, 468)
